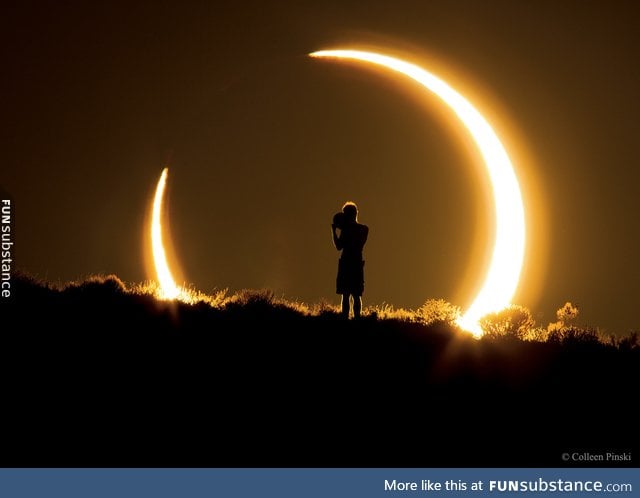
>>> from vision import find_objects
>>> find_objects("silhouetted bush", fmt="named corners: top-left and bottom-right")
top-left (548, 325), bottom-right (604, 347)
top-left (417, 298), bottom-right (461, 325)
top-left (64, 274), bottom-right (128, 296)
top-left (479, 305), bottom-right (535, 340)
top-left (617, 331), bottom-right (640, 351)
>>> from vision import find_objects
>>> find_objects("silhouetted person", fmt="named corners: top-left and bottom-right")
top-left (332, 201), bottom-right (369, 319)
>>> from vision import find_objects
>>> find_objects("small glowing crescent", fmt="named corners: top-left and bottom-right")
top-left (310, 49), bottom-right (526, 335)
top-left (151, 167), bottom-right (181, 299)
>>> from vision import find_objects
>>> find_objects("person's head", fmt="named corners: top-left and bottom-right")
top-left (342, 201), bottom-right (358, 223)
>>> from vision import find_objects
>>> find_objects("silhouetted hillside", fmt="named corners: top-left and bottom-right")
top-left (2, 274), bottom-right (637, 467)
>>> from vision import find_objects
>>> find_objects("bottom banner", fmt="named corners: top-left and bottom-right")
top-left (0, 468), bottom-right (636, 497)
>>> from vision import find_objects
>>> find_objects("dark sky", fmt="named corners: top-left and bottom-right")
top-left (3, 1), bottom-right (640, 333)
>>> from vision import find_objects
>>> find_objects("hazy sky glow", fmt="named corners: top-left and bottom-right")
top-left (3, 1), bottom-right (640, 334)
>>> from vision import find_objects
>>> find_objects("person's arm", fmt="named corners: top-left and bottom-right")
top-left (332, 225), bottom-right (343, 250)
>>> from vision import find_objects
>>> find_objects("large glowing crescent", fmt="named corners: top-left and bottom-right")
top-left (310, 49), bottom-right (526, 335)
top-left (151, 167), bottom-right (181, 299)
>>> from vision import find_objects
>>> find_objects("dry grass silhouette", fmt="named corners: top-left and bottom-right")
top-left (19, 272), bottom-right (639, 349)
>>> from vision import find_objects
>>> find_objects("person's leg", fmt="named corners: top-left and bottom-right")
top-left (353, 294), bottom-right (362, 319)
top-left (341, 294), bottom-right (350, 318)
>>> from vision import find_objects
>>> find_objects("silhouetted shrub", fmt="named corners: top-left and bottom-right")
top-left (64, 274), bottom-right (128, 295)
top-left (548, 325), bottom-right (604, 347)
top-left (416, 299), bottom-right (461, 325)
top-left (479, 305), bottom-right (535, 340)
top-left (525, 326), bottom-right (551, 342)
top-left (547, 301), bottom-right (580, 333)
top-left (233, 288), bottom-right (276, 306)
top-left (617, 331), bottom-right (640, 351)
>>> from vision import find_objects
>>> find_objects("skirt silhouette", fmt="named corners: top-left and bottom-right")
top-left (336, 258), bottom-right (365, 296)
